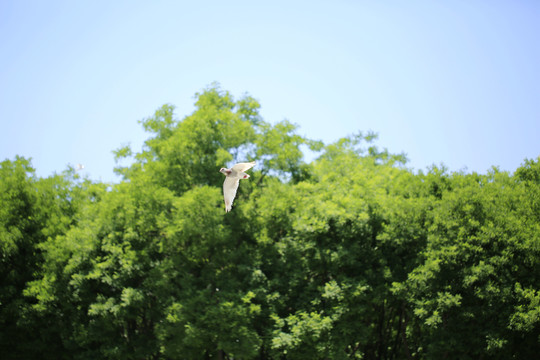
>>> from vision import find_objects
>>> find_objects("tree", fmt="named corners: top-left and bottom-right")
top-left (29, 84), bottom-right (319, 359)
top-left (0, 158), bottom-right (91, 358)
top-left (8, 85), bottom-right (540, 359)
top-left (393, 166), bottom-right (540, 358)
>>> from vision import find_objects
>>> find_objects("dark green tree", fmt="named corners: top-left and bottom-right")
top-left (0, 158), bottom-right (91, 358)
top-left (393, 164), bottom-right (540, 359)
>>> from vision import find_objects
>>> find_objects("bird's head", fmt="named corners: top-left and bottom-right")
top-left (219, 168), bottom-right (231, 175)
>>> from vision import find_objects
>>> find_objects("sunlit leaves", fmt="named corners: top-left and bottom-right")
top-left (2, 86), bottom-right (540, 359)
top-left (511, 283), bottom-right (540, 332)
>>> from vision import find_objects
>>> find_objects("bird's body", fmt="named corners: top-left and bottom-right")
top-left (220, 161), bottom-right (255, 212)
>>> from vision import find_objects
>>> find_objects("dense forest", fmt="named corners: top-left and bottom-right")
top-left (1, 85), bottom-right (539, 359)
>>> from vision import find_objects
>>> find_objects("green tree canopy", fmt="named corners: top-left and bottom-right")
top-left (1, 84), bottom-right (539, 359)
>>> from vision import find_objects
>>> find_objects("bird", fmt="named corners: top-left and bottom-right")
top-left (219, 161), bottom-right (256, 212)
top-left (75, 164), bottom-right (84, 171)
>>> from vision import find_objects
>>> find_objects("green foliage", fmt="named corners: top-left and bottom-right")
top-left (2, 85), bottom-right (539, 359)
top-left (0, 157), bottom-right (39, 357)
top-left (0, 157), bottom-right (94, 358)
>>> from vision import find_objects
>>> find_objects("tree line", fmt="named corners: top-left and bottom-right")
top-left (1, 85), bottom-right (539, 359)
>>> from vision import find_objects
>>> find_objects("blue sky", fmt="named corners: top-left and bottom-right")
top-left (1, 0), bottom-right (539, 182)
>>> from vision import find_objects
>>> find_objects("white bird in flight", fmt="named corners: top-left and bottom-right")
top-left (219, 161), bottom-right (256, 212)
top-left (75, 163), bottom-right (84, 171)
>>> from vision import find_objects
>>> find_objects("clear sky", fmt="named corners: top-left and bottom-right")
top-left (1, 0), bottom-right (539, 182)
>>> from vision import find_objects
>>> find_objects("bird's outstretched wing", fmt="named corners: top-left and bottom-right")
top-left (223, 176), bottom-right (240, 212)
top-left (231, 161), bottom-right (256, 173)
